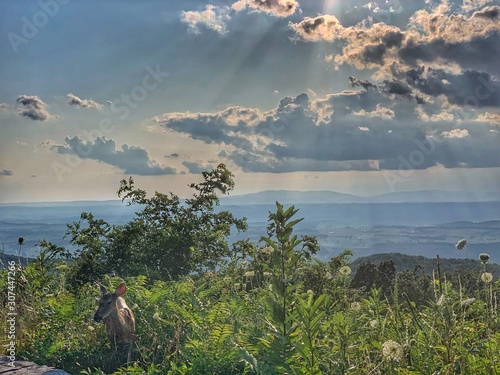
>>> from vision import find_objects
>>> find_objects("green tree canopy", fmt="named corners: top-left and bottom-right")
top-left (63, 164), bottom-right (247, 287)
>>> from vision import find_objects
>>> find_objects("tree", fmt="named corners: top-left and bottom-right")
top-left (65, 164), bottom-right (247, 286)
top-left (351, 260), bottom-right (396, 297)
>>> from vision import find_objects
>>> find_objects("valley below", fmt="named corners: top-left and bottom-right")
top-left (1, 198), bottom-right (499, 264)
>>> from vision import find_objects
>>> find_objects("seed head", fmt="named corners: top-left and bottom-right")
top-left (455, 239), bottom-right (467, 250)
top-left (479, 253), bottom-right (490, 264)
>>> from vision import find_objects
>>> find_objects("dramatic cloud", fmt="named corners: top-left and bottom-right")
top-left (157, 90), bottom-right (500, 172)
top-left (53, 136), bottom-right (176, 175)
top-left (232, 0), bottom-right (299, 17)
top-left (181, 5), bottom-right (229, 35)
top-left (67, 93), bottom-right (103, 110)
top-left (0, 170), bottom-right (14, 176)
top-left (410, 5), bottom-right (500, 44)
top-left (292, 3), bottom-right (500, 79)
top-left (16, 95), bottom-right (54, 121)
top-left (349, 67), bottom-right (500, 107)
top-left (404, 68), bottom-right (500, 107)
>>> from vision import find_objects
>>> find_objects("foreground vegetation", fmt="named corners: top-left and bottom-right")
top-left (1, 165), bottom-right (499, 374)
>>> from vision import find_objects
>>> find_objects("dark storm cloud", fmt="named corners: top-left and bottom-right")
top-left (53, 136), bottom-right (177, 175)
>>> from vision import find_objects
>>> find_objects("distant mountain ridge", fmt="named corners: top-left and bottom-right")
top-left (222, 190), bottom-right (500, 205)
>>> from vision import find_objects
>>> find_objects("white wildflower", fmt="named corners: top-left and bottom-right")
top-left (261, 246), bottom-right (274, 255)
top-left (263, 272), bottom-right (272, 277)
top-left (339, 266), bottom-right (352, 276)
top-left (244, 271), bottom-right (255, 278)
top-left (325, 271), bottom-right (332, 280)
top-left (382, 340), bottom-right (403, 362)
top-left (370, 319), bottom-right (379, 329)
top-left (481, 272), bottom-right (493, 283)
top-left (153, 312), bottom-right (160, 320)
top-left (351, 302), bottom-right (361, 311)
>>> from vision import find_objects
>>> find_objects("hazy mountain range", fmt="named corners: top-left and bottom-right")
top-left (1, 190), bottom-right (499, 263)
top-left (221, 190), bottom-right (500, 205)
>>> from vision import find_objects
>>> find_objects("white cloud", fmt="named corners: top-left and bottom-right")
top-left (232, 0), bottom-right (299, 17)
top-left (353, 104), bottom-right (395, 119)
top-left (181, 5), bottom-right (229, 35)
top-left (441, 129), bottom-right (470, 138)
top-left (67, 93), bottom-right (103, 110)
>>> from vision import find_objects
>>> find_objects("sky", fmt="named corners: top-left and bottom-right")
top-left (0, 0), bottom-right (499, 203)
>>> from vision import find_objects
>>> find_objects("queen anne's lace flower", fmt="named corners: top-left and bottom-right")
top-left (339, 265), bottom-right (352, 276)
top-left (350, 302), bottom-right (361, 311)
top-left (261, 246), bottom-right (274, 255)
top-left (481, 272), bottom-right (493, 283)
top-left (382, 340), bottom-right (403, 362)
